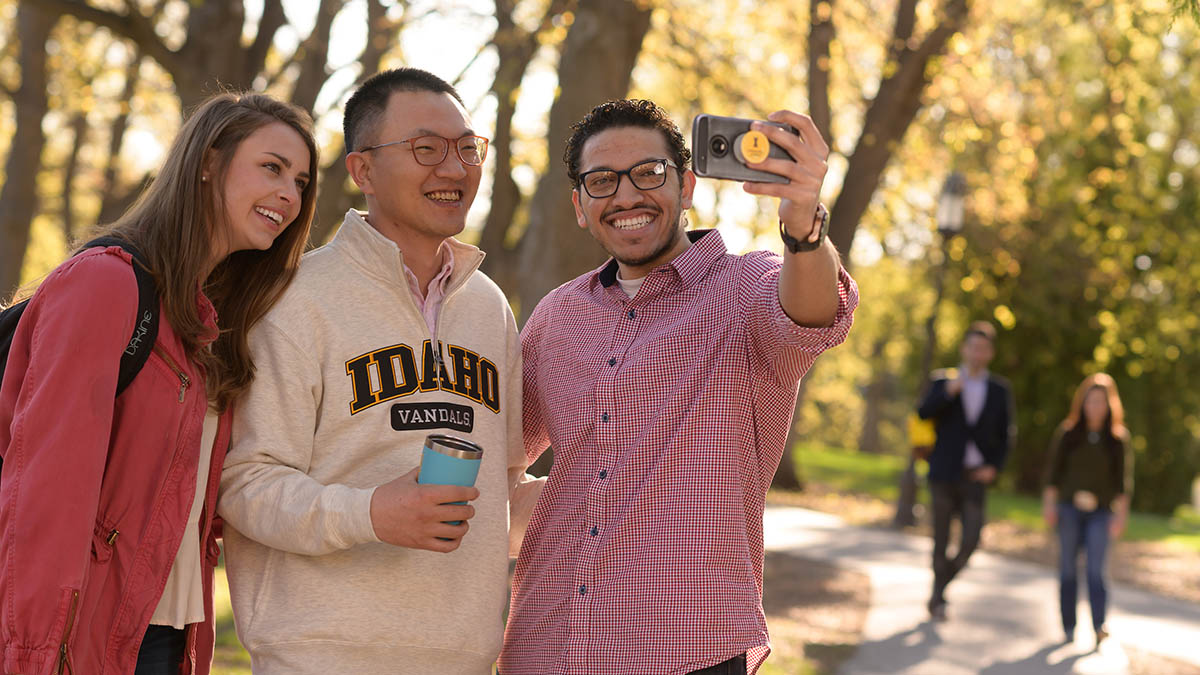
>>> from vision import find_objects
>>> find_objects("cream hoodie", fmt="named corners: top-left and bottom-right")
top-left (218, 210), bottom-right (541, 674)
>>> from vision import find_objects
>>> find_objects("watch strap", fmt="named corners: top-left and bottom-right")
top-left (780, 203), bottom-right (829, 253)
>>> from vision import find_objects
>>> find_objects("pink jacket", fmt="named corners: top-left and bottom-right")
top-left (0, 247), bottom-right (227, 675)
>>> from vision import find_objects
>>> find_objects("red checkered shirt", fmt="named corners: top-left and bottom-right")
top-left (500, 230), bottom-right (859, 674)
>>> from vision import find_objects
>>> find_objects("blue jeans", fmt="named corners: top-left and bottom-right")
top-left (1057, 503), bottom-right (1112, 633)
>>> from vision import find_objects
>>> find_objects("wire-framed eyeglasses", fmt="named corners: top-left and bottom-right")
top-left (578, 158), bottom-right (678, 199)
top-left (358, 135), bottom-right (490, 167)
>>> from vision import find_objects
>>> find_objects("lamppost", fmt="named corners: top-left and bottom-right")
top-left (892, 171), bottom-right (967, 528)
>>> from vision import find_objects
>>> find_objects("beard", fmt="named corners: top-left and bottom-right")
top-left (612, 226), bottom-right (687, 269)
top-left (598, 201), bottom-right (688, 271)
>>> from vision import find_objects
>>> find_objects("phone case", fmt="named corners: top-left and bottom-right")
top-left (691, 114), bottom-right (797, 184)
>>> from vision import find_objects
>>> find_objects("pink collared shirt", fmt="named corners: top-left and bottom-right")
top-left (501, 230), bottom-right (859, 674)
top-left (402, 242), bottom-right (455, 334)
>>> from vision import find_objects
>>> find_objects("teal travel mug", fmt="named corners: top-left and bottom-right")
top-left (417, 434), bottom-right (483, 532)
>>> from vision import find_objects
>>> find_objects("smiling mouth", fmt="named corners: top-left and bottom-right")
top-left (255, 206), bottom-right (284, 225)
top-left (608, 213), bottom-right (655, 231)
top-left (426, 190), bottom-right (463, 203)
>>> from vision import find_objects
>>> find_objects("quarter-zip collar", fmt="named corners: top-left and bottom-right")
top-left (330, 209), bottom-right (485, 301)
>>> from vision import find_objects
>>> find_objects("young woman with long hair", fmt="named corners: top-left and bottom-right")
top-left (1042, 372), bottom-right (1133, 646)
top-left (0, 92), bottom-right (318, 674)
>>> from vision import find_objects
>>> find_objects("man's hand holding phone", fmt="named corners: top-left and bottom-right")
top-left (692, 111), bottom-right (830, 245)
top-left (743, 111), bottom-right (829, 246)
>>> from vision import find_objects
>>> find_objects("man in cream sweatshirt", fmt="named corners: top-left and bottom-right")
top-left (217, 68), bottom-right (542, 674)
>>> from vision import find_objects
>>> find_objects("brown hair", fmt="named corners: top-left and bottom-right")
top-left (564, 99), bottom-right (691, 187)
top-left (1061, 372), bottom-right (1127, 438)
top-left (96, 92), bottom-right (319, 412)
top-left (964, 320), bottom-right (997, 343)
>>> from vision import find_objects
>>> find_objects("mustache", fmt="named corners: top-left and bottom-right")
top-left (602, 204), bottom-right (661, 220)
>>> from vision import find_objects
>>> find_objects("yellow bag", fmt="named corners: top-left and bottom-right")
top-left (908, 413), bottom-right (936, 459)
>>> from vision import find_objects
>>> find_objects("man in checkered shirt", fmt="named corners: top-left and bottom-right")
top-left (499, 99), bottom-right (859, 675)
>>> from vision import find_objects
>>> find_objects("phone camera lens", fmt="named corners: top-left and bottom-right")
top-left (710, 136), bottom-right (728, 157)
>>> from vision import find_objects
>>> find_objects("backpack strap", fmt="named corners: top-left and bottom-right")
top-left (81, 237), bottom-right (160, 397)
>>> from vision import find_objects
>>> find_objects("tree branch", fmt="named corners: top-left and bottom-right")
top-left (98, 53), bottom-right (143, 224)
top-left (291, 0), bottom-right (342, 112)
top-left (245, 0), bottom-right (287, 85)
top-left (828, 0), bottom-right (970, 257)
top-left (38, 0), bottom-right (180, 79)
top-left (894, 0), bottom-right (918, 45)
top-left (309, 0), bottom-right (405, 245)
top-left (808, 0), bottom-right (835, 143)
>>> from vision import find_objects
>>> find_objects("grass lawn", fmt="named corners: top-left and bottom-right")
top-left (793, 443), bottom-right (1200, 552)
top-left (212, 566), bottom-right (251, 675)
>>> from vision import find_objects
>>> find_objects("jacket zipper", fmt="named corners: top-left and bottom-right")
top-left (106, 529), bottom-right (120, 546)
top-left (56, 590), bottom-right (79, 675)
top-left (153, 345), bottom-right (191, 402)
top-left (425, 249), bottom-right (484, 390)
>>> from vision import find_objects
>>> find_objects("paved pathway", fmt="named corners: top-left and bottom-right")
top-left (763, 506), bottom-right (1200, 674)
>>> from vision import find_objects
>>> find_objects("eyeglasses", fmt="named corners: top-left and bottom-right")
top-left (578, 158), bottom-right (678, 199)
top-left (358, 135), bottom-right (490, 166)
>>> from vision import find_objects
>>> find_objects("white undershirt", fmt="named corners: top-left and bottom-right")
top-left (616, 274), bottom-right (645, 299)
top-left (149, 407), bottom-right (218, 629)
top-left (960, 368), bottom-right (988, 469)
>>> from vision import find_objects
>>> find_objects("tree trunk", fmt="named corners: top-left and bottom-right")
top-left (308, 0), bottom-right (400, 246)
top-left (856, 336), bottom-right (892, 454)
top-left (827, 0), bottom-right (970, 255)
top-left (478, 0), bottom-right (574, 295)
top-left (97, 55), bottom-right (144, 225)
top-left (773, 0), bottom-right (970, 489)
top-left (514, 0), bottom-right (653, 323)
top-left (61, 113), bottom-right (90, 239)
top-left (0, 3), bottom-right (55, 299)
top-left (290, 0), bottom-right (341, 113)
top-left (773, 377), bottom-right (810, 490)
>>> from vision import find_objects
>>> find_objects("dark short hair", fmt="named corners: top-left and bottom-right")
top-left (563, 99), bottom-right (691, 187)
top-left (964, 321), bottom-right (997, 343)
top-left (344, 68), bottom-right (464, 153)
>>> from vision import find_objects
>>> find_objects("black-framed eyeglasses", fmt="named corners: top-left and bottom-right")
top-left (358, 135), bottom-right (489, 166)
top-left (577, 158), bottom-right (678, 199)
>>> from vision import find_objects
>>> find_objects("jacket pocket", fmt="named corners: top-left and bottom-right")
top-left (91, 519), bottom-right (120, 564)
top-left (55, 588), bottom-right (80, 675)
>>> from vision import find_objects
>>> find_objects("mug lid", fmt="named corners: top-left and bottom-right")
top-left (425, 433), bottom-right (483, 458)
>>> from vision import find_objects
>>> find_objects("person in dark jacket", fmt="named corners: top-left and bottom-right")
top-left (1042, 373), bottom-right (1132, 646)
top-left (917, 321), bottom-right (1015, 620)
top-left (0, 93), bottom-right (317, 675)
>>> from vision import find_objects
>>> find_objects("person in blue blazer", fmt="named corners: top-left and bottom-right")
top-left (917, 321), bottom-right (1015, 620)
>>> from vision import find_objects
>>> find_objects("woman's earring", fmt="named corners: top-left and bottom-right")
top-left (201, 175), bottom-right (209, 183)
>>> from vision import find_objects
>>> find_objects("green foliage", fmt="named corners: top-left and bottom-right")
top-left (1174, 0), bottom-right (1200, 24)
top-left (941, 1), bottom-right (1200, 513)
top-left (796, 0), bottom-right (1200, 515)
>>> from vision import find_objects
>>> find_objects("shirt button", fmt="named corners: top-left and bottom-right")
top-left (627, 308), bottom-right (636, 319)
top-left (590, 526), bottom-right (599, 537)
top-left (599, 469), bottom-right (607, 479)
top-left (608, 357), bottom-right (617, 367)
top-left (579, 585), bottom-right (587, 595)
top-left (601, 412), bottom-right (609, 422)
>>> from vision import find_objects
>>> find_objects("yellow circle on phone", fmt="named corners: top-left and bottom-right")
top-left (740, 130), bottom-right (770, 164)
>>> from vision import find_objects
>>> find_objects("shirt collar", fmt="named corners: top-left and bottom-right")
top-left (331, 209), bottom-right (484, 292)
top-left (959, 366), bottom-right (990, 382)
top-left (596, 229), bottom-right (725, 289)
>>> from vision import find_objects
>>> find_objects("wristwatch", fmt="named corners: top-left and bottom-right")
top-left (780, 203), bottom-right (829, 253)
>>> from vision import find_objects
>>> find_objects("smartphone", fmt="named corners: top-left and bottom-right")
top-left (691, 114), bottom-right (798, 184)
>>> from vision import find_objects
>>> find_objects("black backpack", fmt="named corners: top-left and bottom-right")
top-left (0, 237), bottom-right (160, 473)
